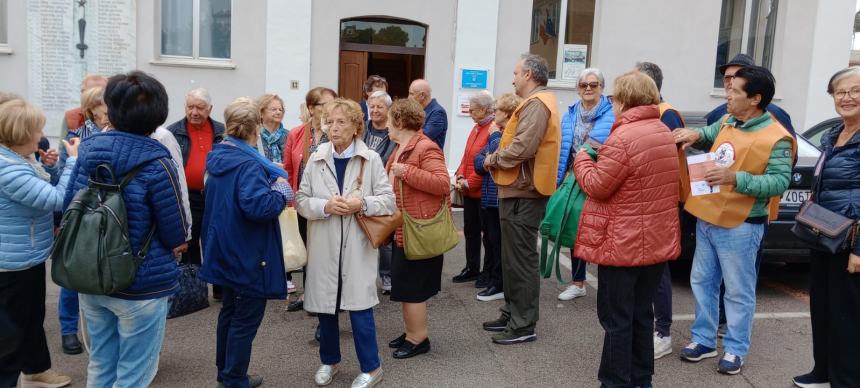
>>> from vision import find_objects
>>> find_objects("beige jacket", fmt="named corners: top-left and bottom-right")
top-left (296, 140), bottom-right (396, 314)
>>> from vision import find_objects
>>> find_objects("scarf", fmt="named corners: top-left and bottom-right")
top-left (224, 135), bottom-right (289, 181)
top-left (478, 114), bottom-right (495, 128)
top-left (573, 102), bottom-right (599, 150)
top-left (76, 119), bottom-right (102, 139)
top-left (260, 123), bottom-right (287, 163)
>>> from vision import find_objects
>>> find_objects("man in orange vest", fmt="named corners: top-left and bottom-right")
top-left (480, 54), bottom-right (561, 345)
top-left (672, 66), bottom-right (795, 375)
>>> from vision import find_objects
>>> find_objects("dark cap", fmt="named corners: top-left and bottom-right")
top-left (718, 53), bottom-right (755, 75)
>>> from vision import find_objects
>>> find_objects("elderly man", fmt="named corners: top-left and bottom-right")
top-left (166, 88), bottom-right (225, 297)
top-left (481, 54), bottom-right (560, 345)
top-left (408, 79), bottom-right (448, 149)
top-left (673, 66), bottom-right (795, 375)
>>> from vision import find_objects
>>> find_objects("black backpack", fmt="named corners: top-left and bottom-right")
top-left (51, 163), bottom-right (155, 295)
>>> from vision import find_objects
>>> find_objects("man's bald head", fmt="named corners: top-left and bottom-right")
top-left (408, 79), bottom-right (432, 107)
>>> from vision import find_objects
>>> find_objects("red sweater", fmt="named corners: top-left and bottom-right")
top-left (185, 120), bottom-right (213, 191)
top-left (455, 120), bottom-right (492, 198)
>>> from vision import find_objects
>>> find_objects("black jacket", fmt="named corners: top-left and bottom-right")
top-left (165, 117), bottom-right (226, 166)
top-left (817, 123), bottom-right (860, 255)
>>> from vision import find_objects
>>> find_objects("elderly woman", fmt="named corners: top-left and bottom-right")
top-left (573, 70), bottom-right (680, 388)
top-left (64, 71), bottom-right (188, 387)
top-left (474, 93), bottom-right (523, 301)
top-left (0, 98), bottom-right (76, 388)
top-left (363, 90), bottom-right (397, 294)
top-left (557, 67), bottom-right (615, 301)
top-left (453, 91), bottom-right (495, 286)
top-left (792, 67), bottom-right (860, 388)
top-left (257, 94), bottom-right (288, 164)
top-left (283, 87), bottom-right (337, 305)
top-left (360, 75), bottom-right (388, 120)
top-left (296, 98), bottom-right (395, 388)
top-left (200, 97), bottom-right (292, 388)
top-left (385, 98), bottom-right (451, 359)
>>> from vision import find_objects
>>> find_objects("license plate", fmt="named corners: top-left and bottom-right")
top-left (780, 189), bottom-right (811, 206)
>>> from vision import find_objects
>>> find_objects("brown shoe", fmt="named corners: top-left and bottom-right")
top-left (20, 369), bottom-right (71, 388)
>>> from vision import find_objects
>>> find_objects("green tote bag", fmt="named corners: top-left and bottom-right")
top-left (399, 180), bottom-right (459, 260)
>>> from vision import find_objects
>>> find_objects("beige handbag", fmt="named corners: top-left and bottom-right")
top-left (279, 207), bottom-right (307, 271)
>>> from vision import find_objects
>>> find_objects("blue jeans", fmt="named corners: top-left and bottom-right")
top-left (79, 294), bottom-right (168, 388)
top-left (689, 220), bottom-right (763, 358)
top-left (568, 252), bottom-right (587, 282)
top-left (58, 287), bottom-right (79, 335)
top-left (216, 287), bottom-right (267, 388)
top-left (318, 308), bottom-right (380, 373)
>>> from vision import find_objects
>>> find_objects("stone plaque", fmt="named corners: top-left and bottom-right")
top-left (27, 0), bottom-right (136, 142)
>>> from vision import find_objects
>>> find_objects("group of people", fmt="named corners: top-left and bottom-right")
top-left (0, 50), bottom-right (858, 388)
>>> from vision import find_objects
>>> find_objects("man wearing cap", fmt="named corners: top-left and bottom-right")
top-left (705, 54), bottom-right (795, 135)
top-left (672, 66), bottom-right (795, 375)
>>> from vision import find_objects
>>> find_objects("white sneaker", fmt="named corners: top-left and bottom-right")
top-left (557, 284), bottom-right (586, 301)
top-left (288, 280), bottom-right (297, 294)
top-left (381, 276), bottom-right (392, 292)
top-left (653, 332), bottom-right (672, 360)
top-left (314, 364), bottom-right (338, 386)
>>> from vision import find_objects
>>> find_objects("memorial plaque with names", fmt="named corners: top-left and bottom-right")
top-left (27, 0), bottom-right (136, 143)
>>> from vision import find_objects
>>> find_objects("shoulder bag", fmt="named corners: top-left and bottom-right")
top-left (354, 158), bottom-right (403, 248)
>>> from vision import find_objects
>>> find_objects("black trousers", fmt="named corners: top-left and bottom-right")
top-left (596, 263), bottom-right (664, 388)
top-left (809, 250), bottom-right (860, 388)
top-left (183, 190), bottom-right (205, 266)
top-left (463, 197), bottom-right (486, 273)
top-left (481, 206), bottom-right (503, 290)
top-left (653, 263), bottom-right (672, 337)
top-left (0, 263), bottom-right (52, 387)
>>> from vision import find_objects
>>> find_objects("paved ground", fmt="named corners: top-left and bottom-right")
top-left (42, 214), bottom-right (815, 388)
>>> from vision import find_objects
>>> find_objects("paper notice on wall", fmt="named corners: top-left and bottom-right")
top-left (687, 153), bottom-right (721, 196)
top-left (457, 93), bottom-right (472, 116)
top-left (562, 44), bottom-right (587, 81)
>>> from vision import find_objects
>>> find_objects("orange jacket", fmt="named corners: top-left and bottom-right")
top-left (573, 105), bottom-right (681, 267)
top-left (455, 120), bottom-right (492, 199)
top-left (386, 132), bottom-right (451, 247)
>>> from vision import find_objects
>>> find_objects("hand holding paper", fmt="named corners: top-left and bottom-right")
top-left (687, 153), bottom-right (721, 196)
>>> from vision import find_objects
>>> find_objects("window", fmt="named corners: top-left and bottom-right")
top-left (161, 0), bottom-right (231, 60)
top-left (0, 0), bottom-right (7, 45)
top-left (713, 0), bottom-right (779, 87)
top-left (528, 0), bottom-right (596, 84)
top-left (340, 18), bottom-right (426, 49)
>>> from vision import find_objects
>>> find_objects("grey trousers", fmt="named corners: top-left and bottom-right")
top-left (499, 197), bottom-right (547, 333)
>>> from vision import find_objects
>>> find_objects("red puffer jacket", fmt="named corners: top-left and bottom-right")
top-left (455, 120), bottom-right (492, 198)
top-left (386, 132), bottom-right (451, 247)
top-left (573, 105), bottom-right (680, 267)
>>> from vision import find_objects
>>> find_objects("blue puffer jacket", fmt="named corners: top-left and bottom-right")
top-left (557, 96), bottom-right (614, 185)
top-left (0, 146), bottom-right (76, 270)
top-left (474, 131), bottom-right (501, 208)
top-left (64, 131), bottom-right (187, 300)
top-left (199, 142), bottom-right (288, 299)
top-left (816, 124), bottom-right (860, 255)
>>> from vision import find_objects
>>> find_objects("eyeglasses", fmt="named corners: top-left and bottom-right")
top-left (578, 82), bottom-right (600, 90)
top-left (832, 87), bottom-right (860, 100)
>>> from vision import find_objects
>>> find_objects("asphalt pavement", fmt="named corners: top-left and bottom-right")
top-left (42, 214), bottom-right (815, 388)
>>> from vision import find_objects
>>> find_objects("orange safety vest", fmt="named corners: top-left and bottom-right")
top-left (684, 117), bottom-right (796, 227)
top-left (492, 90), bottom-right (561, 196)
top-left (658, 102), bottom-right (690, 203)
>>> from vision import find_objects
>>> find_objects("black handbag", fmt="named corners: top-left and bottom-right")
top-left (167, 264), bottom-right (210, 319)
top-left (791, 151), bottom-right (859, 254)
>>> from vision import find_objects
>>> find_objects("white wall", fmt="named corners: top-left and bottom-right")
top-left (0, 0), bottom-right (28, 97)
top-left (135, 1), bottom-right (268, 126)
top-left (265, 0), bottom-right (312, 130)
top-left (493, 1), bottom-right (532, 97)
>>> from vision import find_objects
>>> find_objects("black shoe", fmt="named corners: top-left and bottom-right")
top-left (476, 286), bottom-right (505, 302)
top-left (452, 268), bottom-right (480, 283)
top-left (482, 316), bottom-right (508, 332)
top-left (792, 372), bottom-right (828, 387)
top-left (62, 334), bottom-right (83, 355)
top-left (212, 285), bottom-right (223, 301)
top-left (388, 333), bottom-right (406, 349)
top-left (393, 338), bottom-right (430, 359)
top-left (314, 325), bottom-right (321, 342)
top-left (286, 299), bottom-right (304, 312)
top-left (217, 375), bottom-right (263, 388)
top-left (475, 275), bottom-right (491, 289)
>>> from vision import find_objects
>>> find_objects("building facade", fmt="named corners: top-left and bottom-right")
top-left (0, 0), bottom-right (855, 170)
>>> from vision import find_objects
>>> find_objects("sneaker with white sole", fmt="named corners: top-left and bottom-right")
top-left (717, 352), bottom-right (744, 375)
top-left (287, 280), bottom-right (297, 294)
top-left (476, 286), bottom-right (504, 301)
top-left (20, 370), bottom-right (71, 388)
top-left (557, 284), bottom-right (586, 301)
top-left (679, 342), bottom-right (718, 362)
top-left (653, 332), bottom-right (672, 360)
top-left (792, 372), bottom-right (829, 388)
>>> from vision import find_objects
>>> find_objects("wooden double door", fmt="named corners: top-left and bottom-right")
top-left (339, 50), bottom-right (425, 103)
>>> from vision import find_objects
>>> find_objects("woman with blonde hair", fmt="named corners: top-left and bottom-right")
top-left (296, 98), bottom-right (395, 388)
top-left (0, 98), bottom-right (77, 388)
top-left (256, 94), bottom-right (288, 163)
top-left (199, 97), bottom-right (293, 388)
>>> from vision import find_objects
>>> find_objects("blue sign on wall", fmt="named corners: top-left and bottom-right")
top-left (461, 69), bottom-right (488, 89)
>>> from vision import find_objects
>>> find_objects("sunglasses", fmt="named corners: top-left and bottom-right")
top-left (578, 82), bottom-right (600, 90)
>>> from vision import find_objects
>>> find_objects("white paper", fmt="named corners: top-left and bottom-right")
top-left (687, 153), bottom-right (721, 196)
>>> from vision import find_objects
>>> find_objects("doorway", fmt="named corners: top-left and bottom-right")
top-left (338, 17), bottom-right (427, 102)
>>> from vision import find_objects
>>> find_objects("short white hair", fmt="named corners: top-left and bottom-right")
top-left (577, 68), bottom-right (605, 87)
top-left (468, 90), bottom-right (494, 110)
top-left (368, 90), bottom-right (392, 107)
top-left (186, 88), bottom-right (211, 105)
